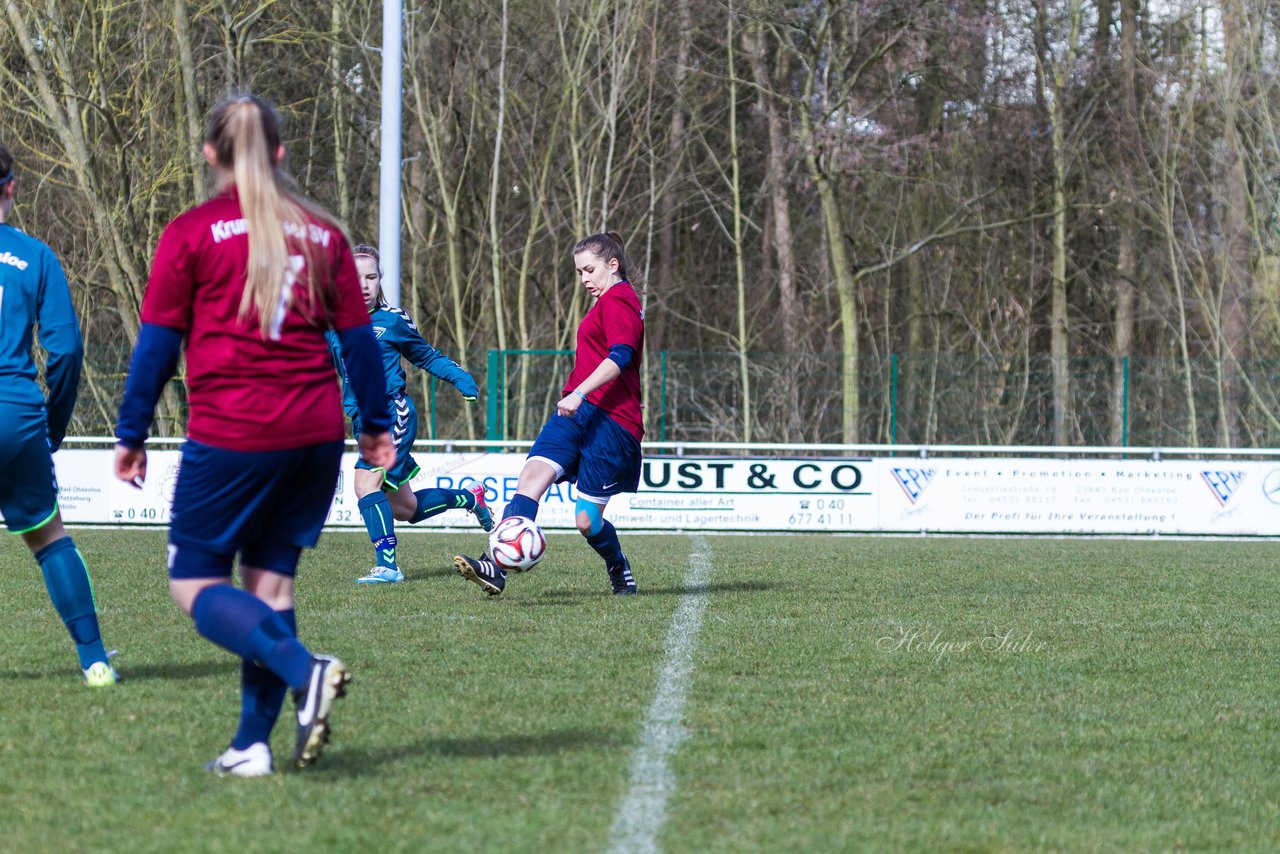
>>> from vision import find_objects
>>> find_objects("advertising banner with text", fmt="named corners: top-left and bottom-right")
top-left (877, 458), bottom-right (1280, 536)
top-left (41, 450), bottom-right (1280, 536)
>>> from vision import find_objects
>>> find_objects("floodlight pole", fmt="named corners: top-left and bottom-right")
top-left (378, 0), bottom-right (403, 306)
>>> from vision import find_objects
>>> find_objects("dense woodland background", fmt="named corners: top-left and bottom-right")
top-left (3, 0), bottom-right (1280, 447)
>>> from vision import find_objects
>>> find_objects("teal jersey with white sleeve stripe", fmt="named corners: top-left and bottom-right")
top-left (0, 223), bottom-right (82, 447)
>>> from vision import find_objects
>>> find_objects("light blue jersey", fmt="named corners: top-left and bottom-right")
top-left (0, 223), bottom-right (82, 447)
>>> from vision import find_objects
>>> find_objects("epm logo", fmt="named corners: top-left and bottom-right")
top-left (1200, 470), bottom-right (1245, 507)
top-left (891, 467), bottom-right (935, 504)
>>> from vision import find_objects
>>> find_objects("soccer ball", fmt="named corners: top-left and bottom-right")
top-left (488, 515), bottom-right (547, 572)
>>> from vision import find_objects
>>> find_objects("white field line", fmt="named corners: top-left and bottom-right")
top-left (607, 537), bottom-right (712, 854)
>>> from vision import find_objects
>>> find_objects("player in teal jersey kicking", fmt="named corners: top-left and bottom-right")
top-left (327, 245), bottom-right (493, 584)
top-left (0, 142), bottom-right (116, 686)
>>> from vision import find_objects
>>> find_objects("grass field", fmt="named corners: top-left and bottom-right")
top-left (4, 529), bottom-right (1280, 851)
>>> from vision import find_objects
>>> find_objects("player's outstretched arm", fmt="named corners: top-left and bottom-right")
top-left (394, 311), bottom-right (479, 400)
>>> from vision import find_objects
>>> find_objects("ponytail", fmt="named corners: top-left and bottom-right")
top-left (206, 93), bottom-right (345, 337)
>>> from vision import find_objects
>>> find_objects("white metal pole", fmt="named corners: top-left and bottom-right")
top-left (378, 0), bottom-right (403, 305)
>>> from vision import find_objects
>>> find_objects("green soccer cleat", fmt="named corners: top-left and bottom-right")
top-left (83, 661), bottom-right (119, 687)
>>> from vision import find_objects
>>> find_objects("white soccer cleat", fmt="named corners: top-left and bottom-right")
top-left (204, 742), bottom-right (274, 777)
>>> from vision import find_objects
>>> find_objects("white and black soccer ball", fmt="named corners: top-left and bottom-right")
top-left (488, 515), bottom-right (547, 572)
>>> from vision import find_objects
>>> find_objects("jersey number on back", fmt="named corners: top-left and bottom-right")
top-left (269, 256), bottom-right (306, 340)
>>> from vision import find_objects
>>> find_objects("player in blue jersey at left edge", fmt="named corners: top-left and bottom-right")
top-left (0, 142), bottom-right (117, 686)
top-left (327, 244), bottom-right (493, 584)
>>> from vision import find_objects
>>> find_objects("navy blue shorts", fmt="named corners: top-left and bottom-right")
top-left (355, 394), bottom-right (420, 489)
top-left (527, 400), bottom-right (641, 503)
top-left (168, 439), bottom-right (343, 579)
top-left (0, 407), bottom-right (57, 534)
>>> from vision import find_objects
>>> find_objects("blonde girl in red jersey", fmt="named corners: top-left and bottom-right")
top-left (114, 93), bottom-right (394, 776)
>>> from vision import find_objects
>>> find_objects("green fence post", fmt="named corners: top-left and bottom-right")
top-left (1122, 355), bottom-right (1130, 448)
top-left (486, 349), bottom-right (501, 444)
top-left (660, 350), bottom-right (668, 442)
top-left (890, 353), bottom-right (898, 444)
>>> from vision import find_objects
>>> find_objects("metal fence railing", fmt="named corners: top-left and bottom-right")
top-left (68, 346), bottom-right (1280, 449)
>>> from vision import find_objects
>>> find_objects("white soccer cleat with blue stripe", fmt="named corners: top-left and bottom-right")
top-left (356, 566), bottom-right (404, 584)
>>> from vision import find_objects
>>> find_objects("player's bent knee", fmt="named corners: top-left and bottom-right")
top-left (575, 497), bottom-right (604, 537)
top-left (167, 545), bottom-right (235, 614)
top-left (169, 577), bottom-right (223, 616)
top-left (241, 566), bottom-right (295, 610)
top-left (19, 511), bottom-right (67, 554)
top-left (389, 490), bottom-right (418, 522)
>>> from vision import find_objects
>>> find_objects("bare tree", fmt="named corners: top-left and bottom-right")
top-left (1035, 0), bottom-right (1085, 445)
top-left (745, 15), bottom-right (801, 440)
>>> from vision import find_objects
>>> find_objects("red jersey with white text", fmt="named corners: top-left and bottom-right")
top-left (564, 280), bottom-right (645, 441)
top-left (141, 189), bottom-right (370, 451)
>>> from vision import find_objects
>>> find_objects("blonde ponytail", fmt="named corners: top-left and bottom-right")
top-left (206, 93), bottom-right (346, 338)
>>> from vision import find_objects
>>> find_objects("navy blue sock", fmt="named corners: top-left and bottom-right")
top-left (586, 520), bottom-right (624, 568)
top-left (231, 609), bottom-right (296, 750)
top-left (409, 487), bottom-right (472, 524)
top-left (191, 585), bottom-right (312, 690)
top-left (504, 493), bottom-right (539, 521)
top-left (35, 537), bottom-right (108, 670)
top-left (359, 491), bottom-right (398, 569)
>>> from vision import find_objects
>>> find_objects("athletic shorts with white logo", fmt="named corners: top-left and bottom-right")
top-left (167, 439), bottom-right (343, 579)
top-left (0, 406), bottom-right (58, 534)
top-left (527, 400), bottom-right (641, 501)
top-left (354, 393), bottom-right (420, 489)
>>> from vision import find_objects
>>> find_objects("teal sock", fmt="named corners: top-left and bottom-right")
top-left (409, 488), bottom-right (472, 524)
top-left (359, 492), bottom-right (398, 569)
top-left (35, 537), bottom-right (108, 670)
